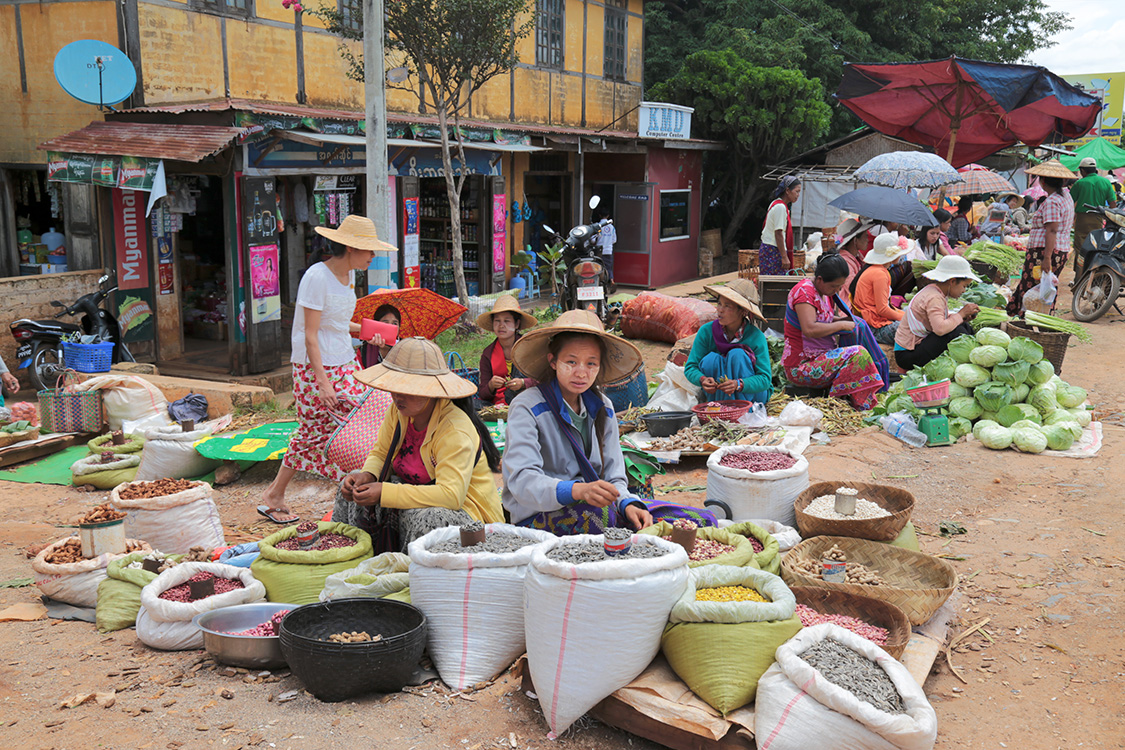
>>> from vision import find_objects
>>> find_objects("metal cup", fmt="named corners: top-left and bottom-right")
top-left (834, 493), bottom-right (857, 516)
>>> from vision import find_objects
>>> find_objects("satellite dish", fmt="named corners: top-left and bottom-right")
top-left (54, 40), bottom-right (137, 107)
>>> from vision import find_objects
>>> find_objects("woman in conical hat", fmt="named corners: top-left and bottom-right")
top-left (475, 294), bottom-right (539, 406)
top-left (684, 278), bottom-right (773, 405)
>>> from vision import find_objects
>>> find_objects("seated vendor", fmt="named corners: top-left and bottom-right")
top-left (334, 337), bottom-right (504, 552)
top-left (894, 255), bottom-right (981, 371)
top-left (850, 233), bottom-right (911, 345)
top-left (476, 295), bottom-right (538, 405)
top-left (502, 310), bottom-right (715, 535)
top-left (684, 279), bottom-right (772, 404)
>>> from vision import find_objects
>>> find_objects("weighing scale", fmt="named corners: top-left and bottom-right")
top-left (905, 379), bottom-right (953, 447)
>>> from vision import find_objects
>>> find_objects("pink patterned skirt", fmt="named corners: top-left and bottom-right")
top-left (283, 361), bottom-right (369, 482)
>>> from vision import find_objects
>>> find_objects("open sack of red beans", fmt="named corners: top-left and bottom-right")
top-left (251, 522), bottom-right (373, 606)
top-left (137, 562), bottom-right (266, 651)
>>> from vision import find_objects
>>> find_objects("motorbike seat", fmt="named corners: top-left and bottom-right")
top-left (30, 321), bottom-right (83, 334)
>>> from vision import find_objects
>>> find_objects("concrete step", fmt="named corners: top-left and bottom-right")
top-left (71, 366), bottom-right (276, 420)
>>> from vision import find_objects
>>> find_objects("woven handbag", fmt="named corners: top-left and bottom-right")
top-left (445, 351), bottom-right (480, 387)
top-left (324, 388), bottom-right (393, 474)
top-left (38, 370), bottom-right (105, 434)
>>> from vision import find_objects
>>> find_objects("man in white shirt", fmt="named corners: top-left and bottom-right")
top-left (597, 212), bottom-right (617, 287)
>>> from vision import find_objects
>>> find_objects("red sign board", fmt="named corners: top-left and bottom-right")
top-left (113, 189), bottom-right (149, 289)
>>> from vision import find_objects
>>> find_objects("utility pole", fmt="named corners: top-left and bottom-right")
top-left (364, 0), bottom-right (392, 290)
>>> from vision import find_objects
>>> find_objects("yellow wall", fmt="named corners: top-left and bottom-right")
top-left (139, 5), bottom-right (225, 103)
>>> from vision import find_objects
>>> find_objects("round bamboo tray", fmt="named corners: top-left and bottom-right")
top-left (790, 585), bottom-right (911, 659)
top-left (794, 482), bottom-right (915, 542)
top-left (781, 535), bottom-right (957, 625)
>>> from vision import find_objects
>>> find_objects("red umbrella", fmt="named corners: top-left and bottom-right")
top-left (352, 287), bottom-right (467, 340)
top-left (836, 57), bottom-right (1100, 167)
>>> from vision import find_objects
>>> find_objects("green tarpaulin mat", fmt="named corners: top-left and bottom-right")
top-left (194, 421), bottom-right (298, 462)
top-left (1, 444), bottom-right (252, 486)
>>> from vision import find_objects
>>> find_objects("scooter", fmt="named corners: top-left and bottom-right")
top-left (10, 273), bottom-right (135, 391)
top-left (542, 196), bottom-right (612, 320)
top-left (1071, 204), bottom-right (1125, 322)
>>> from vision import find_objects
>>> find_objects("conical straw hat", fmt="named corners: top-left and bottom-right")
top-left (511, 309), bottom-right (642, 384)
top-left (356, 337), bottom-right (477, 398)
top-left (705, 278), bottom-right (766, 322)
top-left (475, 293), bottom-right (538, 331)
top-left (314, 214), bottom-right (398, 253)
top-left (1024, 159), bottom-right (1078, 180)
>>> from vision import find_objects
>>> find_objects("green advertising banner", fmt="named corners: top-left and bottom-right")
top-left (116, 156), bottom-right (161, 191)
top-left (47, 152), bottom-right (158, 191)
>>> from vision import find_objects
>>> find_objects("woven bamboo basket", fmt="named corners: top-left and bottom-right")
top-left (0, 426), bottom-right (40, 449)
top-left (1002, 320), bottom-right (1070, 376)
top-left (794, 482), bottom-right (914, 542)
top-left (790, 585), bottom-right (911, 659)
top-left (781, 535), bottom-right (957, 625)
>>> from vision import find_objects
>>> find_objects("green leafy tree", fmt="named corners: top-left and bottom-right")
top-left (650, 50), bottom-right (832, 251)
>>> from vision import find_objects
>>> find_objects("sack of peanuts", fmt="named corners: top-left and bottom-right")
top-left (524, 534), bottom-right (689, 737)
top-left (110, 479), bottom-right (225, 554)
top-left (706, 446), bottom-right (809, 527)
top-left (136, 562), bottom-right (266, 651)
top-left (407, 524), bottom-right (555, 691)
top-left (661, 566), bottom-right (801, 714)
top-left (134, 425), bottom-right (221, 481)
top-left (319, 552), bottom-right (411, 602)
top-left (251, 522), bottom-right (373, 605)
top-left (96, 551), bottom-right (183, 633)
top-left (636, 522), bottom-right (756, 568)
top-left (755, 624), bottom-right (937, 750)
top-left (32, 537), bottom-right (151, 609)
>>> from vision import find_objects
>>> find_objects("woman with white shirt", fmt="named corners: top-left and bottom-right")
top-left (258, 215), bottom-right (394, 524)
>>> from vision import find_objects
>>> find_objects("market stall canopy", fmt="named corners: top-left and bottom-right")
top-left (952, 164), bottom-right (1015, 195)
top-left (1058, 136), bottom-right (1125, 172)
top-left (828, 185), bottom-right (937, 225)
top-left (854, 151), bottom-right (961, 189)
top-left (38, 121), bottom-right (247, 162)
top-left (835, 57), bottom-right (1100, 168)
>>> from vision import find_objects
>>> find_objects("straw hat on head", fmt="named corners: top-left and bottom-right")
top-left (475, 294), bottom-right (538, 331)
top-left (1025, 159), bottom-right (1079, 180)
top-left (705, 278), bottom-right (766, 322)
top-left (314, 215), bottom-right (398, 253)
top-left (922, 254), bottom-right (981, 283)
top-left (997, 191), bottom-right (1025, 208)
top-left (863, 232), bottom-right (912, 265)
top-left (511, 309), bottom-right (642, 385)
top-left (356, 337), bottom-right (477, 398)
top-left (838, 217), bottom-right (874, 247)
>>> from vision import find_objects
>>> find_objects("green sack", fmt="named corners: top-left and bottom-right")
top-left (95, 552), bottom-right (183, 633)
top-left (251, 522), bottom-right (373, 604)
top-left (723, 521), bottom-right (781, 574)
top-left (884, 521), bottom-right (920, 552)
top-left (320, 552), bottom-right (411, 601)
top-left (637, 522), bottom-right (755, 568)
top-left (71, 453), bottom-right (141, 489)
top-left (383, 587), bottom-right (411, 604)
top-left (661, 566), bottom-right (801, 714)
top-left (87, 433), bottom-right (145, 455)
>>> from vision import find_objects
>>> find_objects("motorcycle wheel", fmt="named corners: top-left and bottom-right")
top-left (30, 343), bottom-right (65, 392)
top-left (1071, 268), bottom-right (1120, 322)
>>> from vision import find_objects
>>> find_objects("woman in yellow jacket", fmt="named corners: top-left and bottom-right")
top-left (333, 337), bottom-right (503, 552)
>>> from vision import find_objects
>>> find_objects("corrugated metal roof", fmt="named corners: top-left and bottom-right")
top-left (38, 121), bottom-right (246, 162)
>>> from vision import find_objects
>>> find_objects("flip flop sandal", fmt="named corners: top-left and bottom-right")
top-left (257, 505), bottom-right (299, 525)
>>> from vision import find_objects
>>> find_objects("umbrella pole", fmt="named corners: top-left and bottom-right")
top-left (938, 127), bottom-right (961, 204)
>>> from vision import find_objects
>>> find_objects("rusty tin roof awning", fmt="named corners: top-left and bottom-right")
top-left (38, 121), bottom-right (246, 162)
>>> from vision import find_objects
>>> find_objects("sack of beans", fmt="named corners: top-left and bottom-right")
top-left (706, 446), bottom-right (809, 527)
top-left (86, 432), bottom-right (145, 455)
top-left (662, 566), bottom-right (801, 714)
top-left (319, 552), bottom-right (411, 602)
top-left (70, 453), bottom-right (141, 489)
top-left (32, 537), bottom-right (152, 609)
top-left (251, 522), bottom-right (373, 605)
top-left (96, 551), bottom-right (183, 633)
top-left (134, 425), bottom-right (221, 481)
top-left (524, 534), bottom-right (689, 738)
top-left (407, 524), bottom-right (555, 691)
top-left (722, 521), bottom-right (781, 574)
top-left (137, 562), bottom-right (266, 651)
top-left (636, 522), bottom-right (755, 568)
top-left (110, 479), bottom-right (225, 554)
top-left (755, 624), bottom-right (938, 750)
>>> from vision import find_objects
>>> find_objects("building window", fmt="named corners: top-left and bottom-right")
top-left (536, 0), bottom-right (564, 69)
top-left (659, 190), bottom-right (690, 241)
top-left (603, 0), bottom-right (627, 81)
top-left (189, 0), bottom-right (252, 19)
top-left (338, 0), bottom-right (362, 33)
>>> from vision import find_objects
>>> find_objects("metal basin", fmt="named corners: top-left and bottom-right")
top-left (192, 602), bottom-right (297, 669)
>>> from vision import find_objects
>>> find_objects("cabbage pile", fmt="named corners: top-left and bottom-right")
top-left (879, 328), bottom-right (1093, 453)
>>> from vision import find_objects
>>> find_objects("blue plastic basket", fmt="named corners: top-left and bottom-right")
top-left (603, 366), bottom-right (648, 413)
top-left (62, 341), bottom-right (114, 373)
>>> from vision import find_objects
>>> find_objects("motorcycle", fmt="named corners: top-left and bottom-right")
top-left (10, 273), bottom-right (135, 390)
top-left (542, 196), bottom-right (612, 320)
top-left (1071, 204), bottom-right (1125, 322)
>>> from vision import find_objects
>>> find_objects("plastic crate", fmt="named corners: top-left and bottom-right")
top-left (62, 341), bottom-right (114, 373)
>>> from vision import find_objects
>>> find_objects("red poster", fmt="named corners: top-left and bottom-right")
top-left (404, 266), bottom-right (421, 288)
top-left (158, 263), bottom-right (174, 295)
top-left (113, 189), bottom-right (149, 289)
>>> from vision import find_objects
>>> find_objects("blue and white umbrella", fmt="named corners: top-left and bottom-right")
top-left (854, 151), bottom-right (961, 190)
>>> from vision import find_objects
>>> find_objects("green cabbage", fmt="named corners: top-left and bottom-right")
top-left (970, 344), bottom-right (1008, 368)
top-left (1007, 337), bottom-right (1044, 364)
top-left (992, 360), bottom-right (1030, 387)
top-left (1012, 427), bottom-right (1047, 454)
top-left (1056, 385), bottom-right (1088, 409)
top-left (948, 334), bottom-right (979, 364)
top-left (902, 370), bottom-right (925, 391)
top-left (1041, 424), bottom-right (1076, 451)
top-left (1026, 360), bottom-right (1054, 386)
top-left (1029, 386), bottom-right (1059, 417)
top-left (884, 394), bottom-right (919, 417)
top-left (977, 424), bottom-right (1013, 450)
top-left (997, 403), bottom-right (1042, 427)
top-left (972, 419), bottom-right (1000, 441)
top-left (949, 397), bottom-right (983, 421)
top-left (1010, 419), bottom-right (1042, 431)
top-left (1013, 383), bottom-right (1030, 403)
top-left (975, 327), bottom-right (1012, 348)
top-left (923, 353), bottom-right (957, 383)
top-left (1068, 407), bottom-right (1092, 427)
top-left (955, 363), bottom-right (991, 388)
top-left (949, 417), bottom-right (972, 440)
top-left (980, 410), bottom-right (998, 423)
top-left (975, 381), bottom-right (1014, 412)
top-left (1049, 419), bottom-right (1083, 440)
top-left (948, 382), bottom-right (970, 399)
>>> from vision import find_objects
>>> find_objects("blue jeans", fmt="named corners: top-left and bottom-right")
top-left (873, 321), bottom-right (899, 345)
top-left (602, 254), bottom-right (614, 280)
top-left (699, 350), bottom-right (769, 403)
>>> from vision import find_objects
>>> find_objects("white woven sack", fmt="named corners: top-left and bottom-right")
top-left (31, 537), bottom-right (151, 608)
top-left (408, 524), bottom-right (554, 690)
top-left (320, 552), bottom-right (411, 601)
top-left (706, 446), bottom-right (809, 527)
top-left (134, 425), bottom-right (221, 481)
top-left (525, 534), bottom-right (689, 737)
top-left (136, 562), bottom-right (266, 651)
top-left (110, 481), bottom-right (225, 553)
top-left (755, 624), bottom-right (938, 750)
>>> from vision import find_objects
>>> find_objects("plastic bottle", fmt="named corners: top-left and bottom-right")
top-left (880, 412), bottom-right (928, 448)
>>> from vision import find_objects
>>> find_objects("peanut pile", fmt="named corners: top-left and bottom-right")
top-left (792, 544), bottom-right (887, 586)
top-left (183, 546), bottom-right (214, 562)
top-left (126, 552), bottom-right (178, 573)
top-left (77, 504), bottom-right (126, 524)
top-left (117, 479), bottom-right (200, 500)
top-left (327, 631), bottom-right (382, 643)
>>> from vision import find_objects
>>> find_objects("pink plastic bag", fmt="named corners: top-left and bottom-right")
top-left (621, 292), bottom-right (717, 344)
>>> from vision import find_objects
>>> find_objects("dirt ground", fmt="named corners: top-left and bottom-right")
top-left (0, 283), bottom-right (1123, 750)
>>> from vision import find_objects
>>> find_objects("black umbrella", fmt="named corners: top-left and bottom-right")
top-left (828, 186), bottom-right (937, 225)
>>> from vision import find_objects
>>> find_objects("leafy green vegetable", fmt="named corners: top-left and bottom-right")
top-left (947, 334), bottom-right (979, 364)
top-left (949, 396), bottom-right (983, 421)
top-left (975, 381), bottom-right (1014, 412)
top-left (992, 360), bottom-right (1030, 387)
top-left (954, 363), bottom-right (990, 388)
top-left (1056, 385), bottom-right (1088, 409)
top-left (977, 424), bottom-right (1013, 450)
top-left (922, 353), bottom-right (956, 383)
top-left (975, 327), bottom-right (1012, 348)
top-left (972, 419), bottom-right (999, 441)
top-left (1029, 386), bottom-right (1059, 417)
top-left (1012, 427), bottom-right (1048, 454)
top-left (1068, 407), bottom-right (1092, 427)
top-left (1026, 360), bottom-right (1054, 386)
top-left (948, 382), bottom-right (970, 399)
top-left (960, 283), bottom-right (1006, 308)
top-left (997, 403), bottom-right (1041, 427)
top-left (970, 344), bottom-right (1007, 368)
top-left (1041, 424), bottom-right (1076, 451)
top-left (980, 410), bottom-right (998, 423)
top-left (1007, 337), bottom-right (1044, 364)
top-left (948, 417), bottom-right (972, 440)
top-left (1013, 383), bottom-right (1030, 403)
top-left (1010, 419), bottom-right (1041, 431)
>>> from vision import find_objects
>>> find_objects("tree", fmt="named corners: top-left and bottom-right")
top-left (305, 0), bottom-right (534, 305)
top-left (651, 50), bottom-right (832, 253)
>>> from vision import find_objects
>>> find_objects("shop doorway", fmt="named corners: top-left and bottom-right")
top-left (2, 168), bottom-right (68, 276)
top-left (173, 176), bottom-right (233, 370)
top-left (522, 172), bottom-right (571, 265)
